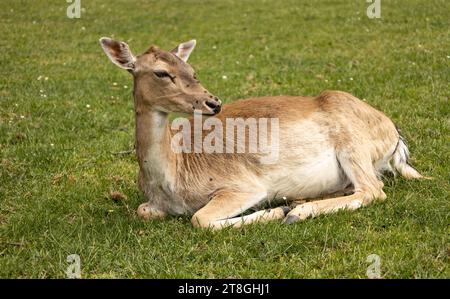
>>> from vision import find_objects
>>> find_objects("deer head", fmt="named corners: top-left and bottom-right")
top-left (99, 37), bottom-right (222, 115)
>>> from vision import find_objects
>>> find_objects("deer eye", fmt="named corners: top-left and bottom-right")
top-left (153, 71), bottom-right (171, 78)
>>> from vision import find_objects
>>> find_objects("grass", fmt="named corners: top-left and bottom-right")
top-left (0, 0), bottom-right (449, 278)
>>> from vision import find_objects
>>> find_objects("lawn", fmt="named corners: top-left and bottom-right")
top-left (0, 0), bottom-right (449, 278)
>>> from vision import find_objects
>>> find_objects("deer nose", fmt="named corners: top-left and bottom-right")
top-left (205, 100), bottom-right (221, 114)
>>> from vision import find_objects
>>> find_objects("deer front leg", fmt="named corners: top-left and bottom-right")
top-left (191, 190), bottom-right (290, 230)
top-left (137, 202), bottom-right (167, 220)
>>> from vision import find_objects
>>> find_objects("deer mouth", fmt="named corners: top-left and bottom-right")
top-left (191, 97), bottom-right (222, 115)
top-left (202, 99), bottom-right (221, 115)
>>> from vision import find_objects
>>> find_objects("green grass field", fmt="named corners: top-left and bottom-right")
top-left (1, 0), bottom-right (449, 278)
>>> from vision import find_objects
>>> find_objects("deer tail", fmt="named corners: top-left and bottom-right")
top-left (391, 134), bottom-right (427, 179)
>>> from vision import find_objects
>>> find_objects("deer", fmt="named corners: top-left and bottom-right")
top-left (99, 37), bottom-right (426, 230)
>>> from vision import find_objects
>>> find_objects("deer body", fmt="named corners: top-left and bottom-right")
top-left (100, 38), bottom-right (424, 229)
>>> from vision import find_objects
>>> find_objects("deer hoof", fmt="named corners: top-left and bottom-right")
top-left (279, 206), bottom-right (292, 216)
top-left (282, 215), bottom-right (300, 225)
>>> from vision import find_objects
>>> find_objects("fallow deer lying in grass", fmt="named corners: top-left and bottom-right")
top-left (99, 37), bottom-right (425, 229)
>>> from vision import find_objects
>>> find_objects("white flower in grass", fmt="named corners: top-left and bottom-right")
top-left (50, 143), bottom-right (54, 147)
top-left (349, 77), bottom-right (353, 81)
top-left (212, 45), bottom-right (217, 50)
top-left (112, 82), bottom-right (118, 86)
top-left (86, 104), bottom-right (91, 108)
top-left (123, 85), bottom-right (128, 89)
top-left (20, 115), bottom-right (25, 119)
top-left (222, 75), bottom-right (227, 80)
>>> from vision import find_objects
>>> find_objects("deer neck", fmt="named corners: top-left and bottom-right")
top-left (134, 100), bottom-right (177, 191)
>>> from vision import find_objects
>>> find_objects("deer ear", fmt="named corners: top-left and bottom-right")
top-left (170, 39), bottom-right (196, 62)
top-left (99, 37), bottom-right (136, 70)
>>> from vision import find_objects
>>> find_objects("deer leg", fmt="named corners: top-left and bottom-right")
top-left (290, 185), bottom-right (354, 208)
top-left (284, 192), bottom-right (373, 224)
top-left (284, 150), bottom-right (385, 224)
top-left (191, 190), bottom-right (289, 230)
top-left (137, 202), bottom-right (167, 220)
